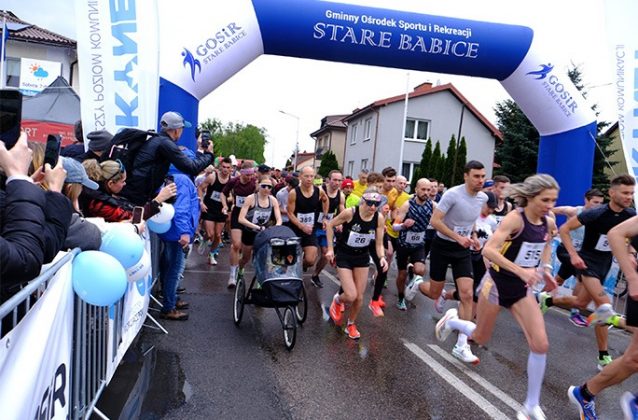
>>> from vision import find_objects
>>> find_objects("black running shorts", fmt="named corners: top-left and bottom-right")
top-left (396, 245), bottom-right (426, 271)
top-left (429, 236), bottom-right (473, 281)
top-left (230, 207), bottom-right (243, 230)
top-left (576, 251), bottom-right (613, 282)
top-left (335, 251), bottom-right (370, 269)
top-left (626, 295), bottom-right (638, 328)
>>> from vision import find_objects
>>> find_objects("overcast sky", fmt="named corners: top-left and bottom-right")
top-left (4, 0), bottom-right (615, 167)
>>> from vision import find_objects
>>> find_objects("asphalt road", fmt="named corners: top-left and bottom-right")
top-left (132, 242), bottom-right (638, 420)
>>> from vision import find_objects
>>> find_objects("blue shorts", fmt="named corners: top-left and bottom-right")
top-left (315, 229), bottom-right (328, 248)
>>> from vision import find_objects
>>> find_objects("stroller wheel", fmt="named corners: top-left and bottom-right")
top-left (283, 306), bottom-right (297, 350)
top-left (295, 284), bottom-right (308, 324)
top-left (233, 277), bottom-right (246, 326)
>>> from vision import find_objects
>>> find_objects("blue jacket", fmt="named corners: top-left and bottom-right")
top-left (158, 174), bottom-right (200, 243)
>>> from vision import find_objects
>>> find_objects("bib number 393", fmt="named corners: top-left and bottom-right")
top-left (513, 242), bottom-right (545, 267)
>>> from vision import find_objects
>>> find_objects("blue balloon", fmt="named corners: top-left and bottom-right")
top-left (100, 226), bottom-right (145, 269)
top-left (72, 251), bottom-right (128, 307)
top-left (147, 219), bottom-right (171, 234)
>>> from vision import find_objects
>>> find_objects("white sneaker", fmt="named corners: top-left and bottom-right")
top-left (587, 303), bottom-right (616, 326)
top-left (208, 253), bottom-right (217, 266)
top-left (516, 406), bottom-right (546, 420)
top-left (452, 344), bottom-right (480, 365)
top-left (435, 308), bottom-right (458, 342)
top-left (227, 276), bottom-right (236, 288)
top-left (404, 275), bottom-right (423, 302)
top-left (434, 289), bottom-right (447, 313)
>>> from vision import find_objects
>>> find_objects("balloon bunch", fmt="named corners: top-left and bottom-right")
top-left (146, 203), bottom-right (175, 234)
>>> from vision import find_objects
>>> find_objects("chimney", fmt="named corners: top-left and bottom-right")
top-left (414, 82), bottom-right (433, 93)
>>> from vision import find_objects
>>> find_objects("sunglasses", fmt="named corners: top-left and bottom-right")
top-left (106, 159), bottom-right (125, 181)
top-left (260, 184), bottom-right (273, 190)
top-left (364, 199), bottom-right (381, 207)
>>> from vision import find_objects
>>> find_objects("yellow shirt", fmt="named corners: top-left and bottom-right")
top-left (385, 189), bottom-right (407, 238)
top-left (352, 180), bottom-right (367, 197)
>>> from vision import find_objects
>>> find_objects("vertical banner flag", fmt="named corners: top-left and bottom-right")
top-left (0, 259), bottom-right (74, 420)
top-left (605, 0), bottom-right (638, 202)
top-left (75, 0), bottom-right (160, 137)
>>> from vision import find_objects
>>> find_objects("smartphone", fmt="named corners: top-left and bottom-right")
top-left (0, 89), bottom-right (23, 149)
top-left (132, 206), bottom-right (144, 224)
top-left (164, 175), bottom-right (174, 186)
top-left (43, 134), bottom-right (62, 170)
top-left (200, 130), bottom-right (211, 150)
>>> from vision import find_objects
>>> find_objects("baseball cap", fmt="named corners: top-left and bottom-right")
top-left (62, 157), bottom-right (99, 190)
top-left (341, 179), bottom-right (354, 189)
top-left (160, 111), bottom-right (192, 129)
top-left (484, 179), bottom-right (495, 188)
top-left (258, 164), bottom-right (271, 173)
top-left (485, 191), bottom-right (498, 208)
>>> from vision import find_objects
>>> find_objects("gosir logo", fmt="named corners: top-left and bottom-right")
top-left (182, 48), bottom-right (201, 82)
top-left (526, 63), bottom-right (554, 80)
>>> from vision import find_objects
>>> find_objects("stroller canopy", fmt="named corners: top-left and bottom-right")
top-left (253, 225), bottom-right (298, 252)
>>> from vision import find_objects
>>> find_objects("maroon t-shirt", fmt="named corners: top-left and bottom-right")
top-left (222, 176), bottom-right (257, 208)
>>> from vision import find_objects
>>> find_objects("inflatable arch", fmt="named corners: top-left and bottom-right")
top-left (157, 0), bottom-right (596, 205)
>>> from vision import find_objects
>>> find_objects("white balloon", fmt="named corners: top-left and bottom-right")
top-left (126, 250), bottom-right (151, 282)
top-left (149, 203), bottom-right (175, 224)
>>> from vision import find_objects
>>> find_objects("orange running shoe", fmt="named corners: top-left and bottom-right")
top-left (346, 323), bottom-right (360, 339)
top-left (378, 295), bottom-right (386, 308)
top-left (329, 294), bottom-right (343, 326)
top-left (368, 300), bottom-right (384, 317)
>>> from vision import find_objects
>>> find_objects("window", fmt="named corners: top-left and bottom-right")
top-left (5, 58), bottom-right (20, 88)
top-left (404, 118), bottom-right (429, 142)
top-left (350, 123), bottom-right (358, 145)
top-left (361, 159), bottom-right (368, 170)
top-left (402, 162), bottom-right (418, 183)
top-left (363, 118), bottom-right (372, 141)
top-left (347, 161), bottom-right (354, 177)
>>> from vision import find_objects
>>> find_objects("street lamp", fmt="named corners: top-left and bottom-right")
top-left (279, 110), bottom-right (300, 170)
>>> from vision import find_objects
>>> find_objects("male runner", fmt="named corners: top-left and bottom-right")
top-left (198, 157), bottom-right (232, 265)
top-left (557, 175), bottom-right (635, 370)
top-left (416, 160), bottom-right (487, 364)
top-left (311, 170), bottom-right (345, 287)
top-left (492, 175), bottom-right (513, 225)
top-left (287, 166), bottom-right (329, 273)
top-left (537, 188), bottom-right (604, 327)
top-left (221, 161), bottom-right (256, 287)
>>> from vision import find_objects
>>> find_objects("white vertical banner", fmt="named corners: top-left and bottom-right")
top-left (0, 258), bottom-right (74, 420)
top-left (75, 0), bottom-right (160, 136)
top-left (605, 0), bottom-right (638, 201)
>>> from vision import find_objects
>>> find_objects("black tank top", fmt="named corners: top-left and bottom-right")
top-left (316, 185), bottom-right (340, 228)
top-left (337, 207), bottom-right (378, 255)
top-left (203, 173), bottom-right (227, 211)
top-left (490, 209), bottom-right (548, 279)
top-left (294, 186), bottom-right (321, 228)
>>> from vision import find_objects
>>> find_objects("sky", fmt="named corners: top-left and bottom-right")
top-left (4, 0), bottom-right (616, 167)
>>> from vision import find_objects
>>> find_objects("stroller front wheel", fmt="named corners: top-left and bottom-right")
top-left (233, 277), bottom-right (246, 326)
top-left (283, 306), bottom-right (297, 350)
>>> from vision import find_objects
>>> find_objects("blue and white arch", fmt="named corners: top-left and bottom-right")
top-left (157, 0), bottom-right (596, 205)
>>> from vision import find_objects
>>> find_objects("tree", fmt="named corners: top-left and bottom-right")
top-left (443, 135), bottom-right (457, 187)
top-left (318, 150), bottom-right (339, 178)
top-left (412, 138), bottom-right (432, 191)
top-left (493, 99), bottom-right (539, 182)
top-left (199, 118), bottom-right (268, 162)
top-left (454, 137), bottom-right (468, 186)
top-left (430, 141), bottom-right (442, 182)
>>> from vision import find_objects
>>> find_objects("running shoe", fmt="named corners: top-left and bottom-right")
top-left (208, 252), bottom-right (217, 266)
top-left (537, 291), bottom-right (551, 315)
top-left (568, 385), bottom-right (598, 420)
top-left (197, 239), bottom-right (209, 255)
top-left (346, 323), bottom-right (360, 339)
top-left (396, 298), bottom-right (407, 311)
top-left (597, 355), bottom-right (613, 371)
top-left (620, 391), bottom-right (638, 420)
top-left (569, 311), bottom-right (589, 328)
top-left (368, 300), bottom-right (384, 317)
top-left (587, 303), bottom-right (616, 326)
top-left (227, 275), bottom-right (236, 288)
top-left (329, 294), bottom-right (343, 326)
top-left (435, 308), bottom-right (458, 342)
top-left (404, 274), bottom-right (424, 302)
top-left (516, 406), bottom-right (547, 420)
top-left (310, 275), bottom-right (324, 288)
top-left (452, 344), bottom-right (480, 365)
top-left (434, 289), bottom-right (447, 313)
top-left (378, 295), bottom-right (386, 308)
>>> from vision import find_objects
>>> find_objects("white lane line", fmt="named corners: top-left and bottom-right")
top-left (427, 344), bottom-right (524, 413)
top-left (402, 340), bottom-right (511, 420)
top-left (321, 270), bottom-right (341, 286)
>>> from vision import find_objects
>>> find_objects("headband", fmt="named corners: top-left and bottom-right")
top-left (240, 168), bottom-right (255, 175)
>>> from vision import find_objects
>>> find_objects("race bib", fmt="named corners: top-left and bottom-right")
top-left (454, 225), bottom-right (473, 238)
top-left (252, 210), bottom-right (271, 226)
top-left (513, 241), bottom-right (545, 267)
top-left (595, 234), bottom-right (611, 252)
top-left (346, 231), bottom-right (374, 247)
top-left (572, 239), bottom-right (583, 251)
top-left (405, 231), bottom-right (425, 245)
top-left (317, 213), bottom-right (334, 224)
top-left (494, 215), bottom-right (505, 225)
top-left (235, 196), bottom-right (246, 207)
top-left (298, 212), bottom-right (315, 226)
top-left (210, 190), bottom-right (222, 202)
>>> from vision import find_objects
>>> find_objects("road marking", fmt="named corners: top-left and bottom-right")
top-left (402, 340), bottom-right (511, 420)
top-left (427, 344), bottom-right (524, 413)
top-left (321, 270), bottom-right (341, 286)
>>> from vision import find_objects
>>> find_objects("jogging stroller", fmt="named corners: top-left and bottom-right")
top-left (232, 225), bottom-right (307, 350)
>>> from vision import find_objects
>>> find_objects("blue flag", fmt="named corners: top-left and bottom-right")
top-left (1, 19), bottom-right (8, 61)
